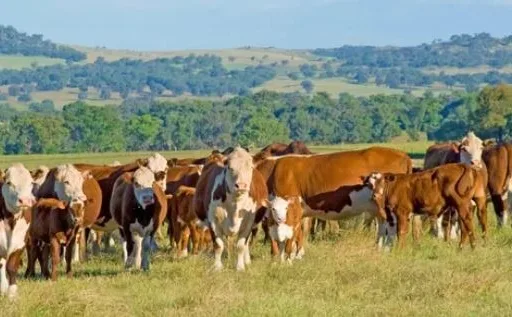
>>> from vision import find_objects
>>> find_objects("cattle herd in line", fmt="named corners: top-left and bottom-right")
top-left (0, 134), bottom-right (511, 299)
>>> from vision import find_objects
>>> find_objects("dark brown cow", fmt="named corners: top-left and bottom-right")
top-left (262, 147), bottom-right (412, 250)
top-left (168, 186), bottom-right (211, 258)
top-left (35, 165), bottom-right (102, 262)
top-left (364, 163), bottom-right (487, 249)
top-left (25, 198), bottom-right (84, 281)
top-left (253, 140), bottom-right (313, 163)
top-left (168, 150), bottom-right (227, 167)
top-left (194, 147), bottom-right (268, 271)
top-left (110, 166), bottom-right (168, 271)
top-left (483, 142), bottom-right (512, 227)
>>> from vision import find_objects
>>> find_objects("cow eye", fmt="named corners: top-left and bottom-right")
top-left (6, 181), bottom-right (12, 186)
top-left (64, 181), bottom-right (71, 185)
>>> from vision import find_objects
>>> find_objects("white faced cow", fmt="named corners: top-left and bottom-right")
top-left (0, 163), bottom-right (36, 299)
top-left (194, 147), bottom-right (268, 271)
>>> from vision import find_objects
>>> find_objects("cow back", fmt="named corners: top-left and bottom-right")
top-left (483, 143), bottom-right (512, 195)
top-left (424, 142), bottom-right (460, 169)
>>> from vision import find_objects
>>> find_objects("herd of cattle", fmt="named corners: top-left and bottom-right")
top-left (1, 134), bottom-right (512, 299)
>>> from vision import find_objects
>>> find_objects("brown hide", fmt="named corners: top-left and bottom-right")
top-left (424, 142), bottom-right (461, 169)
top-left (266, 147), bottom-right (412, 216)
top-left (253, 141), bottom-right (313, 163)
top-left (373, 163), bottom-right (487, 248)
top-left (483, 143), bottom-right (512, 224)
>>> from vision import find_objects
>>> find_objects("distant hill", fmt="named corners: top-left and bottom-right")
top-left (0, 25), bottom-right (86, 62)
top-left (313, 33), bottom-right (512, 68)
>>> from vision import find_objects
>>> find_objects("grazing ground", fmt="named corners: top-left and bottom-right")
top-left (0, 55), bottom-right (64, 70)
top-left (2, 141), bottom-right (511, 316)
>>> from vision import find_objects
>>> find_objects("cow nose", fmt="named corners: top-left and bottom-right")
top-left (235, 183), bottom-right (248, 191)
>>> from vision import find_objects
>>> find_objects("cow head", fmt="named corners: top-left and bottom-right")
top-left (138, 153), bottom-right (168, 190)
top-left (459, 131), bottom-right (484, 167)
top-left (1, 163), bottom-right (37, 214)
top-left (132, 166), bottom-right (156, 209)
top-left (363, 172), bottom-right (393, 221)
top-left (31, 165), bottom-right (50, 196)
top-left (224, 146), bottom-right (254, 196)
top-left (268, 196), bottom-right (297, 242)
top-left (54, 164), bottom-right (89, 209)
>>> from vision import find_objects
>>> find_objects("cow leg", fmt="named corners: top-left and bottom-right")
top-left (491, 194), bottom-right (507, 227)
top-left (65, 238), bottom-right (76, 278)
top-left (72, 230), bottom-right (82, 264)
top-left (50, 238), bottom-right (61, 281)
top-left (189, 224), bottom-right (200, 256)
top-left (375, 218), bottom-right (387, 249)
top-left (131, 231), bottom-right (143, 270)
top-left (212, 235), bottom-right (224, 271)
top-left (474, 196), bottom-right (488, 241)
top-left (178, 226), bottom-right (190, 258)
top-left (25, 240), bottom-right (38, 278)
top-left (295, 225), bottom-right (305, 260)
top-left (396, 213), bottom-right (409, 249)
top-left (458, 203), bottom-right (475, 249)
top-left (91, 230), bottom-right (102, 255)
top-left (141, 235), bottom-right (152, 271)
top-left (41, 244), bottom-right (51, 279)
top-left (236, 237), bottom-right (248, 271)
top-left (0, 259), bottom-right (7, 296)
top-left (270, 238), bottom-right (280, 258)
top-left (124, 227), bottom-right (135, 269)
top-left (412, 215), bottom-right (422, 246)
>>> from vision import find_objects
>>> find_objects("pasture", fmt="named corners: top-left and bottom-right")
top-left (1, 141), bottom-right (512, 316)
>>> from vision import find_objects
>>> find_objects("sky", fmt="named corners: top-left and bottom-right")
top-left (1, 0), bottom-right (511, 50)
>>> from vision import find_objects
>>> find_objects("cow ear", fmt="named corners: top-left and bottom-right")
top-left (167, 158), bottom-right (177, 168)
top-left (81, 170), bottom-right (92, 180)
top-left (56, 200), bottom-right (67, 210)
top-left (136, 158), bottom-right (149, 168)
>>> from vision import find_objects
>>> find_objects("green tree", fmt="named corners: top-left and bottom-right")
top-left (238, 109), bottom-right (289, 147)
top-left (301, 80), bottom-right (314, 93)
top-left (471, 84), bottom-right (512, 141)
top-left (125, 114), bottom-right (162, 150)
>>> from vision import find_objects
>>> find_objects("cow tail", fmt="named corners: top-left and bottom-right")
top-left (456, 165), bottom-right (475, 197)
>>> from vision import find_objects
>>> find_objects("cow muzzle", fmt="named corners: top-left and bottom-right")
top-left (17, 196), bottom-right (36, 209)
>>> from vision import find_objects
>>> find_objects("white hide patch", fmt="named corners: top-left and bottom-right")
top-left (1, 163), bottom-right (36, 214)
top-left (8, 218), bottom-right (29, 256)
top-left (269, 196), bottom-right (289, 224)
top-left (269, 224), bottom-right (293, 243)
top-left (459, 131), bottom-right (483, 166)
top-left (54, 164), bottom-right (87, 203)
top-left (133, 167), bottom-right (155, 209)
top-left (146, 153), bottom-right (168, 174)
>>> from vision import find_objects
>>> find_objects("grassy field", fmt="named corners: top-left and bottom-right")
top-left (0, 55), bottom-right (64, 70)
top-left (2, 141), bottom-right (512, 315)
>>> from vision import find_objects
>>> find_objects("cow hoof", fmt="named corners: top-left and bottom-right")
top-left (236, 265), bottom-right (245, 272)
top-left (211, 264), bottom-right (223, 272)
top-left (286, 258), bottom-right (293, 266)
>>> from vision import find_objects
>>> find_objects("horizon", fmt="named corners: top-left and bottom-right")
top-left (2, 0), bottom-right (511, 51)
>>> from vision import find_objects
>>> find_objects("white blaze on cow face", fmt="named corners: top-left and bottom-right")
top-left (268, 196), bottom-right (293, 243)
top-left (459, 131), bottom-right (484, 167)
top-left (1, 163), bottom-right (36, 214)
top-left (225, 147), bottom-right (254, 195)
top-left (146, 153), bottom-right (168, 190)
top-left (54, 164), bottom-right (88, 207)
top-left (132, 167), bottom-right (155, 209)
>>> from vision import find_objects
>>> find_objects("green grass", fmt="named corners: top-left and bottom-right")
top-left (0, 55), bottom-right (64, 70)
top-left (2, 142), bottom-right (511, 315)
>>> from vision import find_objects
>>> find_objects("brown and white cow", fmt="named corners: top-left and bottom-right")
top-left (76, 153), bottom-right (169, 253)
top-left (424, 132), bottom-right (487, 239)
top-left (35, 164), bottom-right (101, 262)
top-left (365, 163), bottom-right (487, 249)
top-left (168, 186), bottom-right (211, 258)
top-left (110, 166), bottom-right (168, 271)
top-left (194, 147), bottom-right (268, 271)
top-left (25, 198), bottom-right (85, 281)
top-left (0, 163), bottom-right (36, 299)
top-left (266, 195), bottom-right (304, 263)
top-left (262, 147), bottom-right (412, 250)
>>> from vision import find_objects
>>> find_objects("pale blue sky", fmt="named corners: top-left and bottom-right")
top-left (1, 0), bottom-right (510, 50)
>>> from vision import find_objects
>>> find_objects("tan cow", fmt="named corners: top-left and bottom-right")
top-left (25, 198), bottom-right (85, 281)
top-left (110, 166), bottom-right (168, 271)
top-left (365, 163), bottom-right (487, 249)
top-left (0, 163), bottom-right (36, 299)
top-left (194, 147), bottom-right (268, 271)
top-left (168, 186), bottom-right (211, 258)
top-left (262, 147), bottom-right (412, 250)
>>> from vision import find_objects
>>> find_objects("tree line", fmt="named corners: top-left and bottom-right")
top-left (313, 33), bottom-right (512, 68)
top-left (0, 25), bottom-right (86, 62)
top-left (1, 85), bottom-right (511, 155)
top-left (0, 54), bottom-right (277, 98)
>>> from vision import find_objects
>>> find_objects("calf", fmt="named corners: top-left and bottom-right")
top-left (110, 166), bottom-right (167, 271)
top-left (168, 186), bottom-right (211, 258)
top-left (265, 196), bottom-right (304, 263)
top-left (194, 147), bottom-right (268, 271)
top-left (0, 163), bottom-right (36, 299)
top-left (365, 163), bottom-right (487, 249)
top-left (25, 198), bottom-right (84, 281)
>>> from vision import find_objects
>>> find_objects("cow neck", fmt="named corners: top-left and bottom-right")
top-left (132, 201), bottom-right (155, 227)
